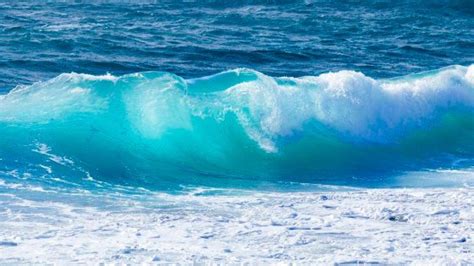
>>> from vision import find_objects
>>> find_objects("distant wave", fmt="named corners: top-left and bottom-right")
top-left (1, 65), bottom-right (473, 188)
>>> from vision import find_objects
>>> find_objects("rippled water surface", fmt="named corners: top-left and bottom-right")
top-left (1, 1), bottom-right (473, 91)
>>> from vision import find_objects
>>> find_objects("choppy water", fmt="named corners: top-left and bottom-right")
top-left (1, 1), bottom-right (474, 192)
top-left (1, 1), bottom-right (473, 91)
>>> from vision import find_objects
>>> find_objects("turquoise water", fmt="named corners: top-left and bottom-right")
top-left (1, 66), bottom-right (473, 191)
top-left (0, 2), bottom-right (473, 192)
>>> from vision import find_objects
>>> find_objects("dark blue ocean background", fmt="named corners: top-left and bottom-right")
top-left (1, 1), bottom-right (473, 92)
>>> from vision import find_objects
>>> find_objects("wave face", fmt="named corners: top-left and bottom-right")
top-left (1, 65), bottom-right (474, 190)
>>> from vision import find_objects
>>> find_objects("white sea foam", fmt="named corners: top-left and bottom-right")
top-left (0, 184), bottom-right (472, 264)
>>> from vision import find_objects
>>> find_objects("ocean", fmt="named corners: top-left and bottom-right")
top-left (0, 1), bottom-right (473, 263)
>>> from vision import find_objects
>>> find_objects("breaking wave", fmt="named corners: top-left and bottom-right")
top-left (1, 65), bottom-right (473, 189)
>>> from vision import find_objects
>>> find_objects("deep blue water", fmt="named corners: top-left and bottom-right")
top-left (1, 1), bottom-right (473, 91)
top-left (0, 1), bottom-right (473, 192)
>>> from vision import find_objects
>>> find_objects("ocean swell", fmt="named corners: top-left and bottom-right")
top-left (1, 65), bottom-right (473, 189)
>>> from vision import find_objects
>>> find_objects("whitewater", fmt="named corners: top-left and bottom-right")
top-left (0, 182), bottom-right (473, 264)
